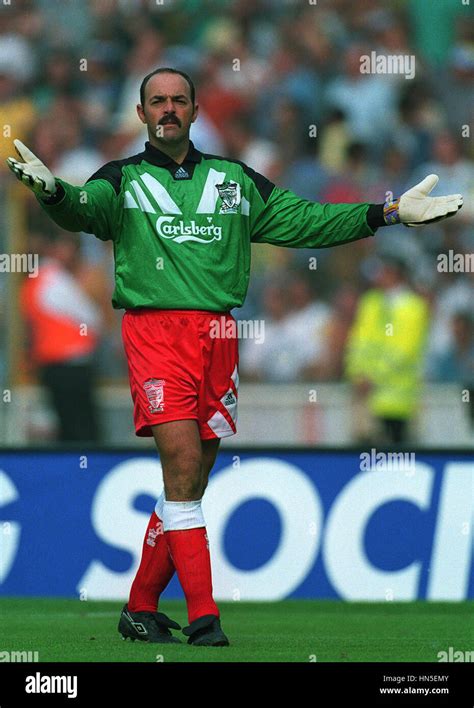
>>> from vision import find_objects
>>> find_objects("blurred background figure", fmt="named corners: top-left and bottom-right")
top-left (239, 281), bottom-right (291, 382)
top-left (221, 110), bottom-right (279, 177)
top-left (344, 256), bottom-right (429, 445)
top-left (324, 43), bottom-right (397, 154)
top-left (427, 310), bottom-right (474, 430)
top-left (283, 271), bottom-right (333, 381)
top-left (20, 233), bottom-right (103, 442)
top-left (239, 271), bottom-right (332, 382)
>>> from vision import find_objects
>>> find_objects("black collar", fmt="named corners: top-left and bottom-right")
top-left (143, 140), bottom-right (202, 167)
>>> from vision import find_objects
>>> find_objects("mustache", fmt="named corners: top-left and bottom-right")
top-left (158, 115), bottom-right (181, 126)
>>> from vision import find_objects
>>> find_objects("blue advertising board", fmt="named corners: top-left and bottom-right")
top-left (0, 449), bottom-right (472, 601)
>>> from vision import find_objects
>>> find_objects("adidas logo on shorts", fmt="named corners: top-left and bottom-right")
top-left (224, 392), bottom-right (236, 406)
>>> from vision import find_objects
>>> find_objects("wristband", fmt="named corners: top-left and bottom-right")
top-left (383, 191), bottom-right (401, 225)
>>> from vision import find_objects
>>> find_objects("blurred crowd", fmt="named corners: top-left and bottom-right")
top-left (1, 0), bottom-right (473, 440)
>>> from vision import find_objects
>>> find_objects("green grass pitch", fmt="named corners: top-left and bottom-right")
top-left (0, 599), bottom-right (472, 662)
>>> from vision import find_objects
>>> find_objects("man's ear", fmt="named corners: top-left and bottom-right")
top-left (136, 103), bottom-right (146, 124)
top-left (191, 102), bottom-right (199, 124)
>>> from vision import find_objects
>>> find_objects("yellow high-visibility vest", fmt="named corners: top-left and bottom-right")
top-left (345, 288), bottom-right (429, 418)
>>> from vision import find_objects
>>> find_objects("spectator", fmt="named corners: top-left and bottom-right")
top-left (344, 256), bottom-right (429, 444)
top-left (80, 41), bottom-right (123, 135)
top-left (194, 53), bottom-right (248, 135)
top-left (322, 142), bottom-right (381, 204)
top-left (114, 27), bottom-right (165, 138)
top-left (439, 43), bottom-right (474, 137)
top-left (428, 312), bottom-right (474, 431)
top-left (0, 68), bottom-right (37, 169)
top-left (52, 116), bottom-right (104, 185)
top-left (31, 49), bottom-right (80, 114)
top-left (318, 109), bottom-right (352, 176)
top-left (324, 43), bottom-right (397, 152)
top-left (284, 272), bottom-right (333, 381)
top-left (427, 266), bottom-right (474, 361)
top-left (321, 285), bottom-right (360, 381)
top-left (221, 111), bottom-right (278, 175)
top-left (240, 273), bottom-right (332, 382)
top-left (239, 282), bottom-right (291, 382)
top-left (20, 233), bottom-right (103, 442)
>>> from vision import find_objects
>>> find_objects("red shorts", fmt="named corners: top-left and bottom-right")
top-left (122, 309), bottom-right (239, 439)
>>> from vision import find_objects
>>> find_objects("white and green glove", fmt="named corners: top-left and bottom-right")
top-left (6, 139), bottom-right (57, 198)
top-left (384, 174), bottom-right (463, 227)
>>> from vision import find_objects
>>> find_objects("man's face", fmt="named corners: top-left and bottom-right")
top-left (375, 263), bottom-right (403, 290)
top-left (137, 72), bottom-right (198, 144)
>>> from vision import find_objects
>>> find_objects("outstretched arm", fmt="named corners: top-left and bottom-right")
top-left (248, 169), bottom-right (463, 249)
top-left (6, 139), bottom-right (119, 241)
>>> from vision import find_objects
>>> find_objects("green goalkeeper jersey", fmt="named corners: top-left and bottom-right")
top-left (37, 140), bottom-right (378, 311)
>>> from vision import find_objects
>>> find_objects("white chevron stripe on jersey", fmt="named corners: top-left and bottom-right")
top-left (241, 197), bottom-right (250, 215)
top-left (196, 168), bottom-right (227, 213)
top-left (140, 173), bottom-right (182, 214)
top-left (124, 190), bottom-right (139, 209)
top-left (130, 180), bottom-right (157, 213)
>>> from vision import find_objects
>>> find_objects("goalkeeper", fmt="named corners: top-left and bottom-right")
top-left (7, 68), bottom-right (463, 647)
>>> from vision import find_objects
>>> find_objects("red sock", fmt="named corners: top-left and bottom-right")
top-left (128, 511), bottom-right (175, 612)
top-left (165, 527), bottom-right (219, 624)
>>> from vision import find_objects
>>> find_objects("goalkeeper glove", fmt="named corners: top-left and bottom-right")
top-left (6, 139), bottom-right (57, 198)
top-left (384, 174), bottom-right (463, 227)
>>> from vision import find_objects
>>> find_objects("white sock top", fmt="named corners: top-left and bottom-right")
top-left (162, 499), bottom-right (205, 531)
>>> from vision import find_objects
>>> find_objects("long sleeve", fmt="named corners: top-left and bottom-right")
top-left (35, 176), bottom-right (120, 241)
top-left (250, 185), bottom-right (377, 248)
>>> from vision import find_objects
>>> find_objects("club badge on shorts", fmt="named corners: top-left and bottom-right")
top-left (143, 378), bottom-right (165, 413)
top-left (216, 180), bottom-right (241, 214)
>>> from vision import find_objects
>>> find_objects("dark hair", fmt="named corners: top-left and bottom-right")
top-left (381, 255), bottom-right (410, 280)
top-left (139, 67), bottom-right (195, 106)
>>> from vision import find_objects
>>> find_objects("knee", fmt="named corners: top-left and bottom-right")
top-left (163, 448), bottom-right (203, 500)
